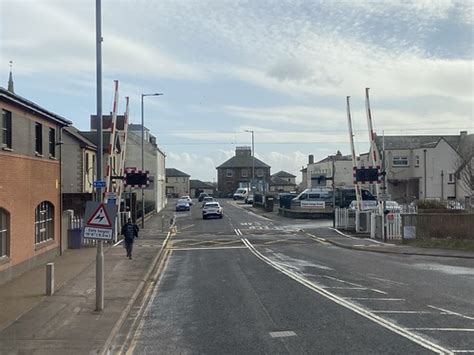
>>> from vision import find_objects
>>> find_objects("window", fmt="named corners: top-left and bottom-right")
top-left (226, 169), bottom-right (233, 177)
top-left (166, 177), bottom-right (168, 183)
top-left (49, 128), bottom-right (56, 157)
top-left (257, 169), bottom-right (263, 177)
top-left (1, 109), bottom-right (12, 149)
top-left (415, 155), bottom-right (420, 167)
top-left (392, 156), bottom-right (409, 167)
top-left (35, 122), bottom-right (43, 155)
top-left (0, 208), bottom-right (9, 257)
top-left (448, 173), bottom-right (455, 183)
top-left (35, 201), bottom-right (54, 244)
top-left (241, 169), bottom-right (248, 177)
top-left (183, 177), bottom-right (186, 182)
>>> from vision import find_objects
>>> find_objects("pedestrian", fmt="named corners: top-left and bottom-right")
top-left (121, 218), bottom-right (139, 259)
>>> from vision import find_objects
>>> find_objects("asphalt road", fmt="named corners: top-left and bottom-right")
top-left (125, 199), bottom-right (474, 354)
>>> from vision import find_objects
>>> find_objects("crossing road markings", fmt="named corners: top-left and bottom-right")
top-left (262, 239), bottom-right (308, 245)
top-left (180, 224), bottom-right (195, 231)
top-left (234, 229), bottom-right (243, 236)
top-left (269, 331), bottom-right (297, 338)
top-left (407, 328), bottom-right (474, 332)
top-left (372, 311), bottom-right (435, 314)
top-left (241, 237), bottom-right (452, 355)
top-left (452, 351), bottom-right (474, 354)
top-left (171, 246), bottom-right (247, 251)
top-left (344, 298), bottom-right (405, 301)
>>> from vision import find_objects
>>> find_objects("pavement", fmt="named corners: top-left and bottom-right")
top-left (240, 200), bottom-right (474, 259)
top-left (0, 203), bottom-right (176, 355)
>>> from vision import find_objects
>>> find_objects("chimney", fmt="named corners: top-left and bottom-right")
top-left (7, 61), bottom-right (14, 93)
top-left (308, 155), bottom-right (314, 164)
top-left (236, 146), bottom-right (251, 157)
top-left (460, 131), bottom-right (467, 137)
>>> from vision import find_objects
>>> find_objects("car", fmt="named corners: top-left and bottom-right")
top-left (198, 192), bottom-right (209, 202)
top-left (180, 196), bottom-right (193, 205)
top-left (176, 199), bottom-right (190, 212)
top-left (349, 200), bottom-right (378, 211)
top-left (201, 196), bottom-right (214, 207)
top-left (202, 202), bottom-right (223, 219)
top-left (245, 194), bottom-right (254, 204)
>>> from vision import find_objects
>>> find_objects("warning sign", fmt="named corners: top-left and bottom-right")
top-left (83, 201), bottom-right (117, 241)
top-left (87, 204), bottom-right (112, 227)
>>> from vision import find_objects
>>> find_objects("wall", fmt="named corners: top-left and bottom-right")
top-left (61, 132), bottom-right (83, 193)
top-left (306, 160), bottom-right (354, 188)
top-left (407, 213), bottom-right (474, 240)
top-left (156, 150), bottom-right (166, 212)
top-left (0, 153), bottom-right (60, 283)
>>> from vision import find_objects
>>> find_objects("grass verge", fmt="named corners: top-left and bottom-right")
top-left (403, 238), bottom-right (474, 252)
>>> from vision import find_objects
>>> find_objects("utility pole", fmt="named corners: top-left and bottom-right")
top-left (245, 130), bottom-right (255, 191)
top-left (332, 155), bottom-right (336, 228)
top-left (95, 0), bottom-right (104, 312)
top-left (141, 93), bottom-right (163, 228)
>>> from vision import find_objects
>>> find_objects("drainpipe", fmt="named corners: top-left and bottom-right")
top-left (423, 149), bottom-right (427, 200)
top-left (441, 170), bottom-right (444, 201)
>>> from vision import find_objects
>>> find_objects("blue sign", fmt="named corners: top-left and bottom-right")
top-left (93, 180), bottom-right (106, 188)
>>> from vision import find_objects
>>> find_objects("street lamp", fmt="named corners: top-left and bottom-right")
top-left (141, 92), bottom-right (163, 228)
top-left (244, 130), bottom-right (255, 191)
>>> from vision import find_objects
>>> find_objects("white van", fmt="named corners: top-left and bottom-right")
top-left (233, 188), bottom-right (249, 200)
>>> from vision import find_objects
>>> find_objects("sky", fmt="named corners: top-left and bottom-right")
top-left (1, 0), bottom-right (473, 182)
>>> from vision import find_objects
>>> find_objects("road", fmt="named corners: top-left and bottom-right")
top-left (123, 199), bottom-right (474, 354)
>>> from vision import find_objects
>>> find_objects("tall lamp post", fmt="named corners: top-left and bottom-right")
top-left (245, 130), bottom-right (255, 191)
top-left (141, 92), bottom-right (163, 228)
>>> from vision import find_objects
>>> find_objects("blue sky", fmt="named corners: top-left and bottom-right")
top-left (1, 0), bottom-right (473, 182)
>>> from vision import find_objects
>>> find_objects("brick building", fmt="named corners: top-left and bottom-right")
top-left (216, 146), bottom-right (271, 197)
top-left (0, 85), bottom-right (71, 284)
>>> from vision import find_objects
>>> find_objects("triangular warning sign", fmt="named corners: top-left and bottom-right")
top-left (87, 204), bottom-right (112, 227)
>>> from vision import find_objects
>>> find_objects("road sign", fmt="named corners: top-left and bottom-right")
top-left (83, 201), bottom-right (117, 240)
top-left (93, 180), bottom-right (106, 188)
top-left (378, 193), bottom-right (391, 201)
top-left (387, 213), bottom-right (395, 221)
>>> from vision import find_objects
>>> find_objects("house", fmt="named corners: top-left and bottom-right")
top-left (190, 179), bottom-right (215, 198)
top-left (359, 132), bottom-right (473, 204)
top-left (216, 146), bottom-right (271, 197)
top-left (305, 151), bottom-right (354, 188)
top-left (125, 124), bottom-right (167, 213)
top-left (269, 176), bottom-right (297, 193)
top-left (61, 126), bottom-right (97, 214)
top-left (166, 168), bottom-right (190, 197)
top-left (0, 85), bottom-right (71, 284)
top-left (272, 170), bottom-right (297, 184)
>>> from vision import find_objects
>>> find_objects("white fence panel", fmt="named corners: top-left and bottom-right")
top-left (386, 213), bottom-right (402, 240)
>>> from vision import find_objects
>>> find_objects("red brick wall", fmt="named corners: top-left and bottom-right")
top-left (0, 152), bottom-right (60, 272)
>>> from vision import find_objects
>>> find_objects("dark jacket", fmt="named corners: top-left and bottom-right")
top-left (121, 222), bottom-right (139, 242)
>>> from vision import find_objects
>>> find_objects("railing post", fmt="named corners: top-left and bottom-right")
top-left (46, 263), bottom-right (54, 296)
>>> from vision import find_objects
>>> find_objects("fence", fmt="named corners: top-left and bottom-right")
top-left (335, 208), bottom-right (356, 231)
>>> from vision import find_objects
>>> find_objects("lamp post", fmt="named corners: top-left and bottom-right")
top-left (141, 92), bottom-right (163, 228)
top-left (245, 130), bottom-right (255, 191)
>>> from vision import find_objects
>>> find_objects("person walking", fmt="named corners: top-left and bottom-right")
top-left (121, 218), bottom-right (139, 259)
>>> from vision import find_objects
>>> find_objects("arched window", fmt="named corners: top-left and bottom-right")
top-left (35, 201), bottom-right (54, 244)
top-left (0, 208), bottom-right (9, 257)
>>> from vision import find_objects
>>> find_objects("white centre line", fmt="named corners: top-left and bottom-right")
top-left (269, 331), bottom-right (297, 338)
top-left (241, 237), bottom-right (452, 355)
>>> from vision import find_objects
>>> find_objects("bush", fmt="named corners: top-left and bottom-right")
top-left (416, 200), bottom-right (447, 210)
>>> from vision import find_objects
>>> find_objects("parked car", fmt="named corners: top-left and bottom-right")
top-left (245, 194), bottom-right (254, 204)
top-left (384, 201), bottom-right (402, 213)
top-left (202, 202), bottom-right (223, 219)
top-left (180, 196), bottom-right (193, 205)
top-left (176, 199), bottom-right (190, 212)
top-left (201, 196), bottom-right (214, 207)
top-left (233, 187), bottom-right (249, 200)
top-left (198, 192), bottom-right (209, 202)
top-left (349, 200), bottom-right (378, 211)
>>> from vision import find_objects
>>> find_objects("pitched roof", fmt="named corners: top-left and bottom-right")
top-left (374, 135), bottom-right (462, 151)
top-left (166, 168), bottom-right (190, 177)
top-left (272, 170), bottom-right (296, 178)
top-left (270, 176), bottom-right (297, 186)
top-left (79, 131), bottom-right (121, 153)
top-left (315, 151), bottom-right (351, 164)
top-left (65, 126), bottom-right (97, 149)
top-left (216, 155), bottom-right (270, 169)
top-left (0, 87), bottom-right (71, 126)
top-left (190, 179), bottom-right (214, 189)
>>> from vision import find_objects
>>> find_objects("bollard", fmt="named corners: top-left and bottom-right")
top-left (46, 263), bottom-right (54, 296)
top-left (161, 215), bottom-right (165, 233)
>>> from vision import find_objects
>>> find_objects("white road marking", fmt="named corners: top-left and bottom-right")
top-left (234, 229), bottom-right (243, 236)
top-left (180, 224), bottom-right (195, 231)
top-left (269, 331), bottom-right (297, 338)
top-left (113, 239), bottom-right (123, 247)
top-left (329, 227), bottom-right (359, 239)
top-left (321, 275), bottom-right (364, 288)
top-left (408, 328), bottom-right (474, 332)
top-left (241, 237), bottom-right (452, 355)
top-left (344, 298), bottom-right (405, 301)
top-left (428, 305), bottom-right (474, 321)
top-left (372, 311), bottom-right (435, 314)
top-left (371, 288), bottom-right (388, 295)
top-left (321, 287), bottom-right (367, 290)
top-left (452, 351), bottom-right (474, 353)
top-left (367, 275), bottom-right (406, 286)
top-left (305, 233), bottom-right (330, 245)
top-left (171, 246), bottom-right (247, 251)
